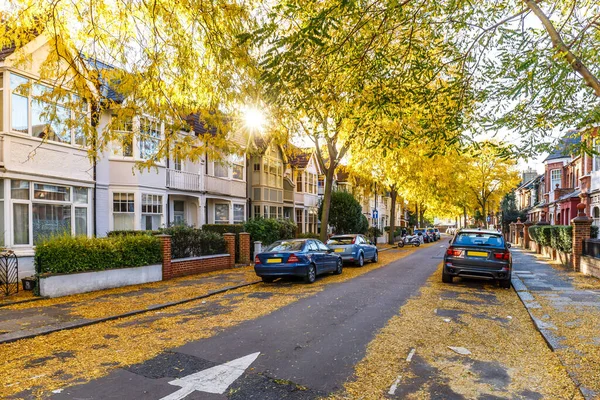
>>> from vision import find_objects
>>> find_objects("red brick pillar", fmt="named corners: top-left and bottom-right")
top-left (515, 217), bottom-right (524, 246)
top-left (239, 232), bottom-right (251, 264)
top-left (509, 222), bottom-right (516, 244)
top-left (157, 234), bottom-right (172, 280)
top-left (223, 233), bottom-right (236, 268)
top-left (572, 203), bottom-right (592, 272)
top-left (524, 221), bottom-right (533, 250)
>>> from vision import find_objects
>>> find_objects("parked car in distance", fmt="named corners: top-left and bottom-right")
top-left (326, 234), bottom-right (378, 267)
top-left (443, 229), bottom-right (512, 288)
top-left (254, 239), bottom-right (343, 284)
top-left (426, 228), bottom-right (438, 241)
top-left (413, 229), bottom-right (426, 243)
top-left (433, 228), bottom-right (441, 240)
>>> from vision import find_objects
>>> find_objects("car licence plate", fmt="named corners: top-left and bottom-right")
top-left (266, 258), bottom-right (282, 263)
top-left (335, 248), bottom-right (344, 253)
top-left (467, 251), bottom-right (488, 258)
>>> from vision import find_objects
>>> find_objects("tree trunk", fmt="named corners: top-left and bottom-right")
top-left (319, 167), bottom-right (336, 242)
top-left (389, 188), bottom-right (398, 244)
top-left (463, 206), bottom-right (467, 228)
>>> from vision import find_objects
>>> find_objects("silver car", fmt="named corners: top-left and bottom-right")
top-left (326, 234), bottom-right (378, 267)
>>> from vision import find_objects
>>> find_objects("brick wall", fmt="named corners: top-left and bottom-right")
top-left (581, 255), bottom-right (600, 279)
top-left (169, 255), bottom-right (231, 279)
top-left (158, 234), bottom-right (236, 280)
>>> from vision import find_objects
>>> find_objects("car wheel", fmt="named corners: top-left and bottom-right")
top-left (305, 264), bottom-right (316, 284)
top-left (442, 270), bottom-right (453, 283)
top-left (356, 253), bottom-right (364, 267)
top-left (499, 279), bottom-right (511, 289)
top-left (262, 277), bottom-right (274, 283)
top-left (333, 258), bottom-right (343, 275)
top-left (372, 251), bottom-right (378, 263)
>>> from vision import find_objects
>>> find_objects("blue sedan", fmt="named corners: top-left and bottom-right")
top-left (254, 239), bottom-right (343, 284)
top-left (326, 234), bottom-right (378, 267)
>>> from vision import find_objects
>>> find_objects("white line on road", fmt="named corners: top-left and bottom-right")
top-left (388, 375), bottom-right (402, 395)
top-left (406, 348), bottom-right (416, 362)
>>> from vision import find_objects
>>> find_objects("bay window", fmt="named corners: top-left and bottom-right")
top-left (139, 119), bottom-right (160, 159)
top-left (10, 72), bottom-right (88, 145)
top-left (113, 193), bottom-right (135, 230)
top-left (141, 194), bottom-right (163, 230)
top-left (215, 204), bottom-right (229, 224)
top-left (550, 169), bottom-right (562, 189)
top-left (233, 204), bottom-right (245, 224)
top-left (9, 180), bottom-right (90, 245)
top-left (232, 154), bottom-right (244, 180)
top-left (112, 115), bottom-right (133, 157)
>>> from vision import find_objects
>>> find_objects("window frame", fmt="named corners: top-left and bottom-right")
top-left (9, 72), bottom-right (89, 147)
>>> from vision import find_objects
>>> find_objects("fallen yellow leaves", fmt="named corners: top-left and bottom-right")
top-left (0, 245), bottom-right (417, 398)
top-left (333, 265), bottom-right (582, 400)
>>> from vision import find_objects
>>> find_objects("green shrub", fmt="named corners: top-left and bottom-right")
top-left (367, 226), bottom-right (383, 239)
top-left (318, 191), bottom-right (366, 234)
top-left (244, 217), bottom-right (297, 246)
top-left (550, 225), bottom-right (572, 253)
top-left (297, 232), bottom-right (320, 239)
top-left (35, 234), bottom-right (162, 275)
top-left (159, 225), bottom-right (226, 259)
top-left (202, 224), bottom-right (245, 262)
top-left (592, 226), bottom-right (599, 239)
top-left (107, 230), bottom-right (158, 237)
top-left (529, 225), bottom-right (552, 247)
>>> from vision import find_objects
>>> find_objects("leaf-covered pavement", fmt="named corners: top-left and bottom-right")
top-left (335, 264), bottom-right (582, 399)
top-left (1, 245), bottom-right (420, 398)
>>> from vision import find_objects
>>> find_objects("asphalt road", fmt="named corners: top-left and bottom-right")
top-left (51, 243), bottom-right (446, 400)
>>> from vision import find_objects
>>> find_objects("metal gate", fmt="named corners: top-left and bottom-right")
top-left (0, 251), bottom-right (18, 296)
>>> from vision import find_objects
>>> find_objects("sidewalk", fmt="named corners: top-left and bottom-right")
top-left (511, 247), bottom-right (600, 399)
top-left (0, 266), bottom-right (259, 344)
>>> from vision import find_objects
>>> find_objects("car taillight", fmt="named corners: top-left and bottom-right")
top-left (351, 238), bottom-right (356, 244)
top-left (287, 254), bottom-right (299, 263)
top-left (446, 248), bottom-right (462, 257)
top-left (254, 255), bottom-right (261, 264)
top-left (494, 252), bottom-right (510, 260)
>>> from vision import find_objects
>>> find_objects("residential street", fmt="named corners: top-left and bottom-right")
top-left (1, 239), bottom-right (588, 400)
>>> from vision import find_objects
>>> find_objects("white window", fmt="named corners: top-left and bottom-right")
top-left (233, 204), bottom-right (245, 224)
top-left (10, 73), bottom-right (87, 145)
top-left (254, 205), bottom-right (260, 218)
top-left (10, 180), bottom-right (89, 245)
top-left (173, 155), bottom-right (182, 171)
top-left (139, 119), bottom-right (160, 160)
top-left (112, 115), bottom-right (133, 157)
top-left (214, 162), bottom-right (228, 178)
top-left (174, 200), bottom-right (185, 225)
top-left (141, 194), bottom-right (163, 230)
top-left (232, 154), bottom-right (244, 180)
top-left (215, 204), bottom-right (229, 224)
top-left (593, 207), bottom-right (600, 227)
top-left (113, 193), bottom-right (135, 231)
top-left (296, 173), bottom-right (302, 192)
top-left (550, 169), bottom-right (561, 189)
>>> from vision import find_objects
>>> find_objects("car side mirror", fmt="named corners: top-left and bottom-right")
top-left (448, 239), bottom-right (452, 243)
top-left (507, 243), bottom-right (511, 248)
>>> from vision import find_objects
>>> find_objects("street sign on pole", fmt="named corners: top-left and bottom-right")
top-left (372, 210), bottom-right (378, 220)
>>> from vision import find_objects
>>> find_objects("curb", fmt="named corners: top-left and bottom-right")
top-left (511, 270), bottom-right (591, 400)
top-left (0, 296), bottom-right (48, 309)
top-left (0, 280), bottom-right (261, 345)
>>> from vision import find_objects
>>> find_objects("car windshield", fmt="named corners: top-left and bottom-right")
top-left (265, 240), bottom-right (305, 252)
top-left (427, 229), bottom-right (434, 233)
top-left (327, 237), bottom-right (355, 245)
top-left (454, 233), bottom-right (504, 247)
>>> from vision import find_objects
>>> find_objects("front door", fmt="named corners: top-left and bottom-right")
top-left (174, 201), bottom-right (185, 225)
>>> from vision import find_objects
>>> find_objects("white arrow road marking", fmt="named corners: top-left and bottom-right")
top-left (160, 352), bottom-right (260, 400)
top-left (388, 375), bottom-right (402, 395)
top-left (406, 348), bottom-right (416, 362)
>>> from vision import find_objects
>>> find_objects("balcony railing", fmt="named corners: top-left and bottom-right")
top-left (166, 169), bottom-right (203, 192)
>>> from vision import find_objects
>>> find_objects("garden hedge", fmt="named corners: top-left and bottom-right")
top-left (243, 218), bottom-right (297, 247)
top-left (528, 224), bottom-right (599, 253)
top-left (35, 234), bottom-right (162, 275)
top-left (203, 224), bottom-right (245, 262)
top-left (159, 225), bottom-right (226, 259)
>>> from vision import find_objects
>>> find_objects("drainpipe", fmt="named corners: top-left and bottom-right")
top-left (91, 102), bottom-right (100, 237)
